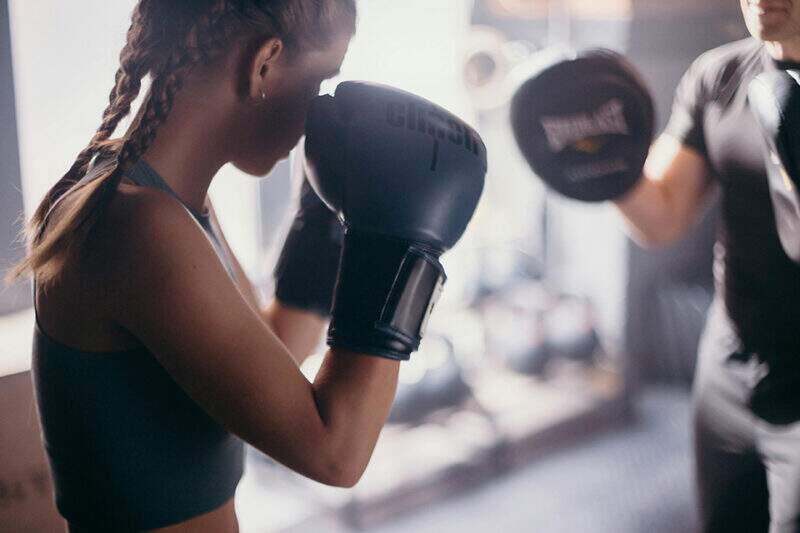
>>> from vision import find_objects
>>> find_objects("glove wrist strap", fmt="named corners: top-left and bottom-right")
top-left (328, 229), bottom-right (446, 360)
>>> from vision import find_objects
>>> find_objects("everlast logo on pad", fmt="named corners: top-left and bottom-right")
top-left (386, 100), bottom-right (482, 171)
top-left (540, 98), bottom-right (629, 153)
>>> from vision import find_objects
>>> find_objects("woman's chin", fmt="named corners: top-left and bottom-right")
top-left (232, 157), bottom-right (279, 178)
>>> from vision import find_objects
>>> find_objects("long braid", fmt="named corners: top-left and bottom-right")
top-left (26, 0), bottom-right (158, 246)
top-left (87, 64), bottom-right (198, 224)
top-left (78, 1), bottom-right (155, 160)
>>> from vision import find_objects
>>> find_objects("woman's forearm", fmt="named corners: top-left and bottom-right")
top-left (309, 349), bottom-right (399, 487)
top-left (262, 300), bottom-right (327, 365)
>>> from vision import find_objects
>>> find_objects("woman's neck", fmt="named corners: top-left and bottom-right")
top-left (138, 87), bottom-right (233, 213)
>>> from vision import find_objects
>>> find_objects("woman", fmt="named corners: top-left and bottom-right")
top-left (8, 1), bottom-right (403, 531)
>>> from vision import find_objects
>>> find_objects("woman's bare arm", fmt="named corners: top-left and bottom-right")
top-left (107, 189), bottom-right (396, 487)
top-left (261, 301), bottom-right (327, 364)
top-left (206, 200), bottom-right (327, 364)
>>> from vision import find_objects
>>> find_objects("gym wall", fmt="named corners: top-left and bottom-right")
top-left (0, 0), bottom-right (28, 315)
top-left (624, 1), bottom-right (748, 384)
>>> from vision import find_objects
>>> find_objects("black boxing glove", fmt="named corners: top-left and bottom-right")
top-left (747, 69), bottom-right (800, 264)
top-left (273, 154), bottom-right (343, 316)
top-left (305, 81), bottom-right (487, 360)
top-left (510, 48), bottom-right (655, 202)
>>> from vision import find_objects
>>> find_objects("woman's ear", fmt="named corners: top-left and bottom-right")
top-left (248, 37), bottom-right (284, 101)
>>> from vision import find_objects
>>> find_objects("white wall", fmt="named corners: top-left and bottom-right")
top-left (339, 0), bottom-right (475, 121)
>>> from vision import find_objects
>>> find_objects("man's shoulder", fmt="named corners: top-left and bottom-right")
top-left (698, 38), bottom-right (761, 70)
top-left (685, 38), bottom-right (763, 98)
top-left (694, 38), bottom-right (762, 79)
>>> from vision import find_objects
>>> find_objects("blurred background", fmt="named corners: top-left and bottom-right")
top-left (0, 1), bottom-right (746, 532)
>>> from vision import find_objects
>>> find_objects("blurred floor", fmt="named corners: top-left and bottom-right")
top-left (363, 385), bottom-right (697, 533)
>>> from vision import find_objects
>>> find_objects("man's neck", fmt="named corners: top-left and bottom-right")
top-left (765, 36), bottom-right (800, 63)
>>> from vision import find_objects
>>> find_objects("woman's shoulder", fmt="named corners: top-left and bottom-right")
top-left (35, 183), bottom-right (194, 350)
top-left (111, 182), bottom-right (190, 230)
top-left (63, 181), bottom-right (210, 290)
top-left (103, 182), bottom-right (202, 253)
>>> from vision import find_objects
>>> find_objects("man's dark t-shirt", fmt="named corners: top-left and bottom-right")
top-left (665, 37), bottom-right (800, 360)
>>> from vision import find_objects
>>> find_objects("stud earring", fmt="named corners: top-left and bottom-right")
top-left (260, 89), bottom-right (267, 101)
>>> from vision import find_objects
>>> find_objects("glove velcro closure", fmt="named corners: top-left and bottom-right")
top-left (328, 230), bottom-right (446, 361)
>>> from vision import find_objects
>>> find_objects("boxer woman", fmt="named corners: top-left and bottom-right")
top-left (617, 2), bottom-right (800, 531)
top-left (7, 1), bottom-right (400, 531)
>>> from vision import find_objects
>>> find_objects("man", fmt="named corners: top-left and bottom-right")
top-left (618, 2), bottom-right (800, 530)
top-left (512, 2), bottom-right (800, 530)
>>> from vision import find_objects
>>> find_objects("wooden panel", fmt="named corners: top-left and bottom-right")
top-left (0, 372), bottom-right (63, 532)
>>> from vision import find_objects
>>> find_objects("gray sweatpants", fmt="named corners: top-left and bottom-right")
top-left (693, 298), bottom-right (800, 533)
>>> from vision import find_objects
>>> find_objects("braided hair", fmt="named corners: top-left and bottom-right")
top-left (9, 0), bottom-right (355, 285)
